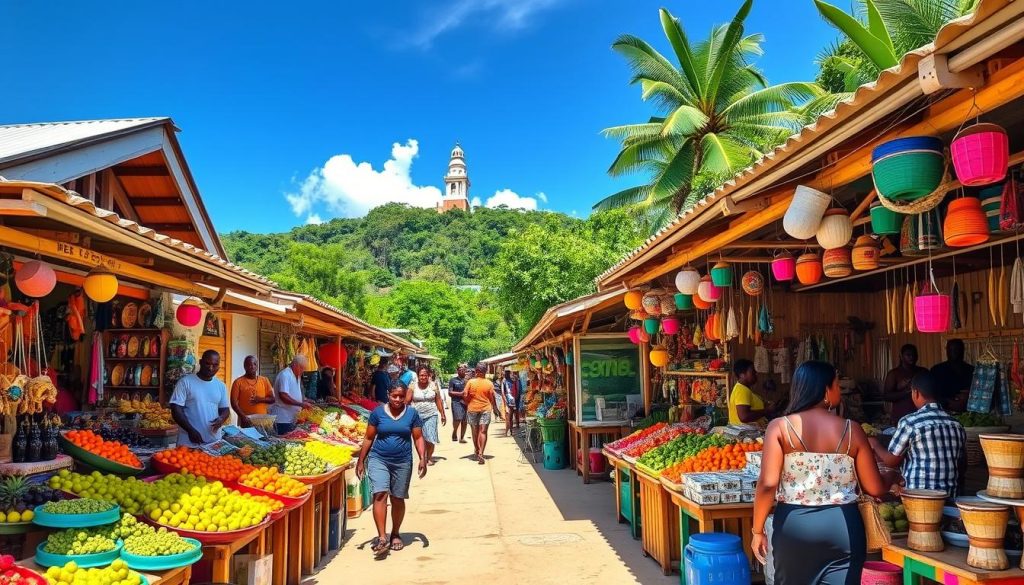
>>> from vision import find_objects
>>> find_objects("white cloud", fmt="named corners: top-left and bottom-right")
top-left (484, 189), bottom-right (541, 211)
top-left (305, 213), bottom-right (324, 225)
top-left (536, 192), bottom-right (548, 203)
top-left (470, 197), bottom-right (482, 209)
top-left (285, 139), bottom-right (443, 220)
top-left (409, 0), bottom-right (564, 49)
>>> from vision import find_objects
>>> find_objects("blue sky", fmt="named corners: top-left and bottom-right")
top-left (2, 0), bottom-right (837, 233)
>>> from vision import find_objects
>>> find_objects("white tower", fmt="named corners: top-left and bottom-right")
top-left (439, 143), bottom-right (470, 213)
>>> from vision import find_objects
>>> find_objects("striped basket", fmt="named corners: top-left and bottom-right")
top-left (966, 426), bottom-right (1011, 467)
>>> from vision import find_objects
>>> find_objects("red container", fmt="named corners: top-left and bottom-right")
top-left (795, 252), bottom-right (823, 285)
top-left (860, 560), bottom-right (902, 585)
top-left (951, 123), bottom-right (1009, 187)
top-left (588, 448), bottom-right (606, 474)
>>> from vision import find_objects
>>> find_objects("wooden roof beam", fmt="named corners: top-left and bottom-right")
top-left (113, 166), bottom-right (170, 177)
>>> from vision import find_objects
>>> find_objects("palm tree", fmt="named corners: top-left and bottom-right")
top-left (595, 1), bottom-right (822, 227)
top-left (814, 0), bottom-right (980, 91)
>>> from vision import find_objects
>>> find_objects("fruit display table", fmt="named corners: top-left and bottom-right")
top-left (18, 557), bottom-right (192, 585)
top-left (636, 468), bottom-right (680, 575)
top-left (883, 538), bottom-right (1024, 584)
top-left (665, 485), bottom-right (754, 584)
top-left (603, 449), bottom-right (640, 539)
top-left (201, 521), bottom-right (266, 583)
top-left (569, 422), bottom-right (628, 484)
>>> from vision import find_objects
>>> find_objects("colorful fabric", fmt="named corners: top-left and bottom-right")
top-left (776, 418), bottom-right (859, 506)
top-left (887, 403), bottom-right (966, 497)
top-left (967, 362), bottom-right (1009, 414)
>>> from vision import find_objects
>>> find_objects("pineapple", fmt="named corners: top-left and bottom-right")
top-left (0, 475), bottom-right (29, 514)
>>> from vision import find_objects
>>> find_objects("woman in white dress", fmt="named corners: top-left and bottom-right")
top-left (406, 365), bottom-right (446, 464)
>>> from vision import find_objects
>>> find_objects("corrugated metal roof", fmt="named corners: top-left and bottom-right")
top-left (0, 118), bottom-right (168, 166)
top-left (596, 0), bottom-right (1014, 286)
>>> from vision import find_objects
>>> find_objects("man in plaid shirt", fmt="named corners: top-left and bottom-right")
top-left (870, 371), bottom-right (966, 498)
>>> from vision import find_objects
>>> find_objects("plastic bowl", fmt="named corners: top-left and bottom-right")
top-left (32, 504), bottom-right (121, 528)
top-left (140, 514), bottom-right (270, 545)
top-left (120, 537), bottom-right (202, 571)
top-left (35, 539), bottom-right (123, 568)
top-left (59, 434), bottom-right (146, 476)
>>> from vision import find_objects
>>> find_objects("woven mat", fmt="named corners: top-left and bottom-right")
top-left (0, 454), bottom-right (73, 476)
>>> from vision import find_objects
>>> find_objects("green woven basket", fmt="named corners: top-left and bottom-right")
top-left (537, 418), bottom-right (566, 443)
top-left (869, 204), bottom-right (903, 235)
top-left (873, 151), bottom-right (945, 201)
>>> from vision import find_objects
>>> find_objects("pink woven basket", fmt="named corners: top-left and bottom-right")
top-left (914, 279), bottom-right (950, 333)
top-left (861, 561), bottom-right (902, 585)
top-left (951, 123), bottom-right (1009, 186)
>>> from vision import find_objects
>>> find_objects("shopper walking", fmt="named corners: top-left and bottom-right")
top-left (448, 364), bottom-right (469, 443)
top-left (406, 365), bottom-right (446, 465)
top-left (498, 369), bottom-right (518, 436)
top-left (465, 363), bottom-right (502, 464)
top-left (356, 385), bottom-right (427, 558)
top-left (752, 361), bottom-right (891, 585)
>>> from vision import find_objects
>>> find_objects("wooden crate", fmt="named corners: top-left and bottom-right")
top-left (637, 470), bottom-right (680, 575)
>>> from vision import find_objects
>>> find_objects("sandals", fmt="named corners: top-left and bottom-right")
top-left (390, 535), bottom-right (405, 551)
top-left (371, 537), bottom-right (390, 557)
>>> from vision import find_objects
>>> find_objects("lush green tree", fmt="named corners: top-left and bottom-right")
top-left (371, 280), bottom-right (470, 370)
top-left (596, 1), bottom-right (821, 228)
top-left (268, 243), bottom-right (370, 316)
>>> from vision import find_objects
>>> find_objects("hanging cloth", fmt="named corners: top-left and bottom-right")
top-left (968, 362), bottom-right (1012, 416)
top-left (1011, 258), bottom-right (1024, 315)
top-left (754, 346), bottom-right (770, 374)
top-left (88, 331), bottom-right (105, 405)
top-left (726, 307), bottom-right (739, 340)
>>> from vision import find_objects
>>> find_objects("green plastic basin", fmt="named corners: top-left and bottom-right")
top-left (35, 539), bottom-right (123, 568)
top-left (120, 538), bottom-right (202, 571)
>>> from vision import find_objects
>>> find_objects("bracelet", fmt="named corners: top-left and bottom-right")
top-left (751, 529), bottom-right (764, 536)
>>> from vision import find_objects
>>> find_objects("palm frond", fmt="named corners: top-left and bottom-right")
top-left (612, 34), bottom-right (686, 89)
top-left (661, 105), bottom-right (710, 137)
top-left (602, 122), bottom-right (662, 141)
top-left (659, 8), bottom-right (705, 98)
top-left (701, 133), bottom-right (756, 175)
top-left (640, 80), bottom-right (691, 110)
top-left (592, 184), bottom-right (655, 212)
top-left (719, 82), bottom-right (820, 121)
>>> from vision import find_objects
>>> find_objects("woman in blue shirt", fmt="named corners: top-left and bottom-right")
top-left (356, 383), bottom-right (427, 557)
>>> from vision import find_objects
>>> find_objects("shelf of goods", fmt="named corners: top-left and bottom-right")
top-left (102, 318), bottom-right (167, 403)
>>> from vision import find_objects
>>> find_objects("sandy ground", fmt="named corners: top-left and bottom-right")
top-left (303, 423), bottom-right (678, 585)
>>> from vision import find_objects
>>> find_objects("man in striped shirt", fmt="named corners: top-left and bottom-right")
top-left (870, 371), bottom-right (966, 498)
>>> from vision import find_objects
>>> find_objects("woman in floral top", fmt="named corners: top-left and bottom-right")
top-left (752, 361), bottom-right (891, 584)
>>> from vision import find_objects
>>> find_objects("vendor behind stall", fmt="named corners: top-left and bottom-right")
top-left (728, 359), bottom-right (776, 425)
top-left (930, 339), bottom-right (973, 413)
top-left (871, 371), bottom-right (966, 498)
top-left (883, 344), bottom-right (928, 425)
top-left (170, 350), bottom-right (230, 447)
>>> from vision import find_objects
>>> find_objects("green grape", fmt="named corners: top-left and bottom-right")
top-left (41, 498), bottom-right (116, 515)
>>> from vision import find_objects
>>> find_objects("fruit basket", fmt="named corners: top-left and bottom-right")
top-left (150, 458), bottom-right (181, 476)
top-left (230, 483), bottom-right (309, 516)
top-left (140, 514), bottom-right (270, 545)
top-left (32, 502), bottom-right (121, 529)
top-left (59, 433), bottom-right (145, 476)
top-left (120, 537), bottom-right (202, 571)
top-left (34, 539), bottom-right (123, 568)
top-left (289, 465), bottom-right (341, 486)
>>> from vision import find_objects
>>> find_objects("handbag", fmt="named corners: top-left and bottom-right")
top-left (858, 497), bottom-right (891, 552)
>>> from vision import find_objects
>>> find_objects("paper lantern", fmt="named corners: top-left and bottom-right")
top-left (704, 313), bottom-right (719, 341)
top-left (697, 276), bottom-right (721, 303)
top-left (662, 316), bottom-right (680, 335)
top-left (83, 266), bottom-right (118, 303)
top-left (649, 345), bottom-right (670, 368)
top-left (816, 208), bottom-right (853, 250)
top-left (674, 293), bottom-right (693, 310)
top-left (692, 295), bottom-right (713, 310)
top-left (628, 326), bottom-right (642, 344)
top-left (175, 297), bottom-right (204, 328)
top-left (14, 260), bottom-right (56, 298)
top-left (784, 185), bottom-right (831, 240)
top-left (795, 252), bottom-right (823, 285)
top-left (944, 197), bottom-right (989, 247)
top-left (710, 262), bottom-right (733, 287)
top-left (675, 267), bottom-right (701, 295)
top-left (823, 247), bottom-right (852, 278)
top-left (318, 342), bottom-right (348, 369)
top-left (771, 251), bottom-right (795, 282)
top-left (624, 289), bottom-right (643, 310)
top-left (740, 271), bottom-right (764, 296)
top-left (642, 290), bottom-right (663, 315)
top-left (851, 235), bottom-right (880, 270)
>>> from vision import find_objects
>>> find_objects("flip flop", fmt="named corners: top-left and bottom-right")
top-left (390, 536), bottom-right (405, 551)
top-left (372, 537), bottom-right (390, 557)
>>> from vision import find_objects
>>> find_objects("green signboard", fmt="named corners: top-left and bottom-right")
top-left (576, 336), bottom-right (641, 424)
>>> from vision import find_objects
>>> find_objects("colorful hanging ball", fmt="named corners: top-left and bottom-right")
top-left (740, 271), bottom-right (764, 296)
top-left (83, 266), bottom-right (118, 303)
top-left (14, 260), bottom-right (56, 298)
top-left (697, 276), bottom-right (721, 303)
top-left (637, 328), bottom-right (650, 343)
top-left (710, 262), bottom-right (733, 287)
top-left (628, 326), bottom-right (642, 345)
top-left (675, 267), bottom-right (701, 295)
top-left (662, 316), bottom-right (680, 335)
top-left (175, 297), bottom-right (204, 327)
top-left (624, 289), bottom-right (644, 310)
top-left (318, 342), bottom-right (348, 369)
top-left (649, 345), bottom-right (670, 368)
top-left (642, 290), bottom-right (663, 315)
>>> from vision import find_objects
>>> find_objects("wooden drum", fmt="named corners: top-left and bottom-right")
top-left (980, 434), bottom-right (1024, 499)
top-left (901, 489), bottom-right (946, 552)
top-left (957, 500), bottom-right (1010, 570)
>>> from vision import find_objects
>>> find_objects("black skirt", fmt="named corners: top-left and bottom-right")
top-left (772, 502), bottom-right (865, 585)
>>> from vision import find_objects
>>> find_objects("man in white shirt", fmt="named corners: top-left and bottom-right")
top-left (271, 355), bottom-right (312, 435)
top-left (169, 350), bottom-right (230, 447)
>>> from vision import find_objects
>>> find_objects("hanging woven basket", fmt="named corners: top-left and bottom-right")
top-left (674, 293), bottom-right (693, 310)
top-left (951, 123), bottom-right (1009, 187)
top-left (851, 235), bottom-right (880, 271)
top-left (783, 185), bottom-right (831, 240)
top-left (816, 208), bottom-right (853, 250)
top-left (914, 275), bottom-right (951, 333)
top-left (771, 251), bottom-right (795, 282)
top-left (870, 202), bottom-right (903, 235)
top-left (675, 267), bottom-right (701, 295)
top-left (980, 185), bottom-right (1004, 233)
top-left (872, 136), bottom-right (945, 201)
top-left (823, 247), bottom-right (852, 278)
top-left (944, 196), bottom-right (989, 248)
top-left (662, 316), bottom-right (680, 335)
top-left (710, 261), bottom-right (733, 287)
top-left (796, 252), bottom-right (823, 285)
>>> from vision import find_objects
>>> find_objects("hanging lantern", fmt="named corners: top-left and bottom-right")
top-left (740, 271), bottom-right (764, 296)
top-left (697, 276), bottom-right (721, 303)
top-left (675, 266), bottom-right (701, 295)
top-left (851, 235), bottom-right (880, 270)
top-left (659, 294), bottom-right (676, 316)
top-left (674, 293), bottom-right (693, 310)
top-left (175, 297), bottom-right (205, 328)
top-left (771, 251), bottom-right (796, 282)
top-left (643, 317), bottom-right (660, 335)
top-left (816, 208), bottom-right (853, 250)
top-left (624, 289), bottom-right (643, 310)
top-left (710, 261), bottom-right (733, 287)
top-left (14, 260), bottom-right (56, 298)
top-left (795, 252), bottom-right (823, 285)
top-left (783, 185), bottom-right (832, 240)
top-left (649, 345), bottom-right (670, 368)
top-left (704, 313), bottom-right (719, 341)
top-left (637, 328), bottom-right (650, 343)
top-left (692, 295), bottom-right (713, 310)
top-left (628, 326), bottom-right (642, 344)
top-left (944, 197), bottom-right (989, 247)
top-left (318, 342), bottom-right (348, 369)
top-left (662, 316), bottom-right (680, 335)
top-left (822, 247), bottom-right (852, 278)
top-left (642, 290), bottom-right (665, 315)
top-left (83, 266), bottom-right (118, 303)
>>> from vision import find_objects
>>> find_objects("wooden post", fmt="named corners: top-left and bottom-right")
top-left (641, 342), bottom-right (652, 416)
top-left (335, 336), bottom-right (343, 399)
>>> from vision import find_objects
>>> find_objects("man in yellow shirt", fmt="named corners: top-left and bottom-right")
top-left (230, 355), bottom-right (275, 427)
top-left (728, 359), bottom-right (774, 425)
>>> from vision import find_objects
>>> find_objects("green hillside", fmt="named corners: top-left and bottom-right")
top-left (221, 204), bottom-right (647, 369)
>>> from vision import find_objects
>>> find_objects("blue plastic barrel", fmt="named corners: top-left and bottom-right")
top-left (542, 441), bottom-right (566, 470)
top-left (684, 533), bottom-right (750, 585)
